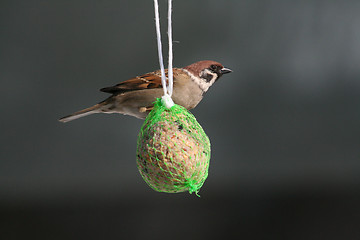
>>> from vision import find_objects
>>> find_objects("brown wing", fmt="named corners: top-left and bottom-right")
top-left (100, 69), bottom-right (168, 94)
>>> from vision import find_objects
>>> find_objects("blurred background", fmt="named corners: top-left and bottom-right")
top-left (1, 0), bottom-right (360, 239)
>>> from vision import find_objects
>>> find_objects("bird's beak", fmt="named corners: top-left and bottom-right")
top-left (220, 67), bottom-right (232, 75)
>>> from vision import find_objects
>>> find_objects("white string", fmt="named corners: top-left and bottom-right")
top-left (154, 0), bottom-right (174, 109)
top-left (167, 0), bottom-right (173, 97)
top-left (153, 0), bottom-right (167, 97)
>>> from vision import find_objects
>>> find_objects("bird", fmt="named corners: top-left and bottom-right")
top-left (59, 60), bottom-right (232, 122)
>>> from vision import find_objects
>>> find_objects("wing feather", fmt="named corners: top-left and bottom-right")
top-left (100, 69), bottom-right (170, 94)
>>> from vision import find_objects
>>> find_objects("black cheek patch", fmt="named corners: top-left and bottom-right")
top-left (201, 73), bottom-right (213, 82)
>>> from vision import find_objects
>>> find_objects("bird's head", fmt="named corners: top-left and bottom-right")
top-left (184, 60), bottom-right (232, 92)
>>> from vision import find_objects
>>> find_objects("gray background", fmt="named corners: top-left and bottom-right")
top-left (1, 0), bottom-right (360, 239)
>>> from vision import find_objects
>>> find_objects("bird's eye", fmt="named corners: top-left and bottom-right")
top-left (210, 65), bottom-right (218, 71)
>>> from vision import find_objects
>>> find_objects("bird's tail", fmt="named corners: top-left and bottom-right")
top-left (59, 102), bottom-right (108, 123)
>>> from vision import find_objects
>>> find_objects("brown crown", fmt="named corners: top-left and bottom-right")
top-left (183, 60), bottom-right (224, 76)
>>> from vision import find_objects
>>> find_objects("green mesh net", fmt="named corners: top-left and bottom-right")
top-left (136, 98), bottom-right (211, 196)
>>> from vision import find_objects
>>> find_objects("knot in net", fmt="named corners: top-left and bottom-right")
top-left (136, 99), bottom-right (211, 196)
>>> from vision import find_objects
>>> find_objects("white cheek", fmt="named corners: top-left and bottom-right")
top-left (209, 73), bottom-right (217, 83)
top-left (202, 69), bottom-right (217, 83)
top-left (182, 69), bottom-right (217, 92)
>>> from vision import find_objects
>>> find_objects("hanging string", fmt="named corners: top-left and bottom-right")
top-left (153, 0), bottom-right (174, 109)
top-left (153, 0), bottom-right (166, 96)
top-left (167, 0), bottom-right (173, 97)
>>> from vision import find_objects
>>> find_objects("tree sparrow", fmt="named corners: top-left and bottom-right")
top-left (59, 60), bottom-right (232, 122)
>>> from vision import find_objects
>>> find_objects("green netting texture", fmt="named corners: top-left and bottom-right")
top-left (136, 98), bottom-right (211, 195)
